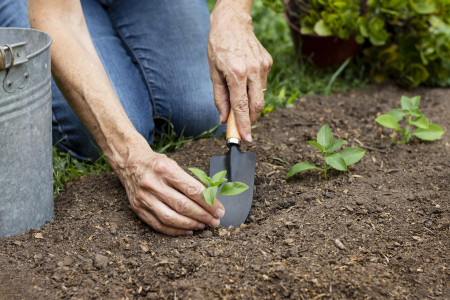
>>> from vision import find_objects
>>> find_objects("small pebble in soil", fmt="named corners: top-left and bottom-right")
top-left (94, 254), bottom-right (108, 269)
top-left (407, 195), bottom-right (416, 201)
top-left (201, 230), bottom-right (213, 238)
top-left (57, 258), bottom-right (73, 267)
top-left (434, 165), bottom-right (443, 171)
top-left (207, 249), bottom-right (220, 257)
top-left (334, 238), bottom-right (345, 250)
top-left (355, 199), bottom-right (364, 206)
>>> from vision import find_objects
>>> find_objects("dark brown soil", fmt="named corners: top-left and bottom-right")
top-left (1, 83), bottom-right (449, 300)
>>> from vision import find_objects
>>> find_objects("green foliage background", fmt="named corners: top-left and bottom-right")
top-left (262, 0), bottom-right (450, 87)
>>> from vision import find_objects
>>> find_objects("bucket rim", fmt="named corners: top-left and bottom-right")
top-left (0, 27), bottom-right (52, 60)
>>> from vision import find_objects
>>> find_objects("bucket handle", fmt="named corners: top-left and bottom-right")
top-left (0, 42), bottom-right (28, 71)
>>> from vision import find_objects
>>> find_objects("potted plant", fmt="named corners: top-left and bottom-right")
top-left (280, 0), bottom-right (384, 67)
top-left (264, 0), bottom-right (450, 87)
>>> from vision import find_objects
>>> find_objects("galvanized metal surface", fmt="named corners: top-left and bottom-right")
top-left (0, 28), bottom-right (53, 237)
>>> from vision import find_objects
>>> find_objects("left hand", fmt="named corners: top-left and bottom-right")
top-left (208, 0), bottom-right (273, 142)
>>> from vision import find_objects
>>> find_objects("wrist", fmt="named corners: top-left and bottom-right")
top-left (212, 0), bottom-right (253, 24)
top-left (102, 130), bottom-right (152, 174)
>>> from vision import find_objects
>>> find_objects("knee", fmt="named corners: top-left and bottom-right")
top-left (173, 85), bottom-right (221, 137)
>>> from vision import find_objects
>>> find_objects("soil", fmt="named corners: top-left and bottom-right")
top-left (1, 83), bottom-right (449, 300)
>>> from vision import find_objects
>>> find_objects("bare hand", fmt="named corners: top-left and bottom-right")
top-left (208, 0), bottom-right (273, 141)
top-left (115, 138), bottom-right (225, 236)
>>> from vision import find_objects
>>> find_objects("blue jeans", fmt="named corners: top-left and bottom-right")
top-left (1, 0), bottom-right (221, 160)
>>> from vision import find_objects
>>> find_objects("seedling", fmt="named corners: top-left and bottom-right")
top-left (375, 95), bottom-right (444, 144)
top-left (189, 168), bottom-right (249, 206)
top-left (286, 125), bottom-right (365, 180)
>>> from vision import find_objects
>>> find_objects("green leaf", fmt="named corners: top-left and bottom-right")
top-left (211, 170), bottom-right (228, 186)
top-left (375, 114), bottom-right (401, 130)
top-left (300, 26), bottom-right (315, 35)
top-left (325, 153), bottom-right (347, 171)
top-left (355, 34), bottom-right (364, 44)
top-left (411, 115), bottom-right (429, 129)
top-left (387, 109), bottom-right (406, 122)
top-left (401, 96), bottom-right (420, 111)
top-left (306, 140), bottom-right (323, 152)
top-left (339, 147), bottom-right (365, 166)
top-left (219, 182), bottom-right (249, 196)
top-left (286, 162), bottom-right (320, 179)
top-left (413, 123), bottom-right (445, 141)
top-left (203, 186), bottom-right (218, 206)
top-left (314, 20), bottom-right (332, 36)
top-left (358, 17), bottom-right (369, 37)
top-left (317, 125), bottom-right (333, 149)
top-left (326, 139), bottom-right (347, 153)
top-left (189, 168), bottom-right (211, 187)
top-left (414, 1), bottom-right (438, 14)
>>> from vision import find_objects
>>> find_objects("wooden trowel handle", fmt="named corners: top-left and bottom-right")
top-left (226, 109), bottom-right (241, 142)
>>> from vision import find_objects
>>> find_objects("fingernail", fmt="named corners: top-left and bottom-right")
top-left (215, 208), bottom-right (225, 218)
top-left (210, 218), bottom-right (220, 227)
top-left (198, 223), bottom-right (206, 230)
top-left (186, 231), bottom-right (193, 236)
top-left (246, 134), bottom-right (253, 142)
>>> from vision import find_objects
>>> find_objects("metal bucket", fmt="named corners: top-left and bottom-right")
top-left (0, 28), bottom-right (53, 237)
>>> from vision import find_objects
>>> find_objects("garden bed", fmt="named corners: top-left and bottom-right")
top-left (1, 83), bottom-right (448, 299)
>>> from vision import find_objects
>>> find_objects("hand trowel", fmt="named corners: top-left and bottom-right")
top-left (209, 110), bottom-right (256, 227)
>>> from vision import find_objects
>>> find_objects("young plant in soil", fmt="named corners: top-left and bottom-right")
top-left (189, 168), bottom-right (249, 206)
top-left (286, 125), bottom-right (365, 180)
top-left (375, 95), bottom-right (445, 144)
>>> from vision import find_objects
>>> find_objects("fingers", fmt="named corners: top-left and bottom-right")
top-left (134, 207), bottom-right (194, 236)
top-left (211, 76), bottom-right (230, 124)
top-left (228, 78), bottom-right (253, 142)
top-left (247, 75), bottom-right (265, 125)
top-left (140, 174), bottom-right (222, 228)
top-left (259, 46), bottom-right (273, 93)
top-left (158, 164), bottom-right (226, 220)
top-left (226, 47), bottom-right (272, 141)
top-left (142, 156), bottom-right (225, 225)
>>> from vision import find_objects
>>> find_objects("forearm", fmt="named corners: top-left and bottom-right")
top-left (212, 0), bottom-right (254, 23)
top-left (215, 0), bottom-right (253, 15)
top-left (29, 0), bottom-right (145, 171)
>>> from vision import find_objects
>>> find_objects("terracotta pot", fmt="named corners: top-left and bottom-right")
top-left (284, 13), bottom-right (361, 68)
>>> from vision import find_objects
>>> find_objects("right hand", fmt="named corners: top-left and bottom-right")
top-left (114, 138), bottom-right (225, 236)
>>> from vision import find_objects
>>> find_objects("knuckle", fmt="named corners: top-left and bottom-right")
top-left (129, 199), bottom-right (139, 212)
top-left (134, 190), bottom-right (146, 203)
top-left (262, 60), bottom-right (271, 72)
top-left (161, 213), bottom-right (176, 226)
top-left (267, 54), bottom-right (274, 67)
top-left (255, 100), bottom-right (265, 113)
top-left (248, 62), bottom-right (260, 74)
top-left (236, 99), bottom-right (249, 112)
top-left (231, 65), bottom-right (247, 79)
top-left (186, 183), bottom-right (203, 198)
top-left (152, 157), bottom-right (171, 175)
top-left (152, 222), bottom-right (163, 233)
top-left (174, 198), bottom-right (190, 214)
top-left (139, 173), bottom-right (152, 189)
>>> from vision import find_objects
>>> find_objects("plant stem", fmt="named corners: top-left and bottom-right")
top-left (323, 160), bottom-right (328, 180)
top-left (403, 113), bottom-right (412, 143)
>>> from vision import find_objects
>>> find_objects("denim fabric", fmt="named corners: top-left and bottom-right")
top-left (1, 0), bottom-right (222, 160)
